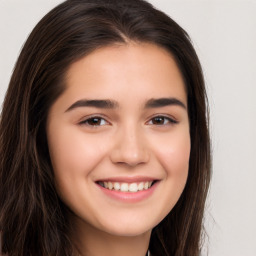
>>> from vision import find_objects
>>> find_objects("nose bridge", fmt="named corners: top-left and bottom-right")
top-left (110, 121), bottom-right (149, 166)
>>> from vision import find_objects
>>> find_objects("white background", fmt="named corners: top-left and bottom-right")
top-left (0, 1), bottom-right (255, 255)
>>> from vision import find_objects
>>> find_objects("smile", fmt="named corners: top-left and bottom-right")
top-left (98, 181), bottom-right (154, 193)
top-left (96, 179), bottom-right (159, 202)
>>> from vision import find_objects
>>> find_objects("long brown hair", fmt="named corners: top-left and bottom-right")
top-left (0, 0), bottom-right (211, 255)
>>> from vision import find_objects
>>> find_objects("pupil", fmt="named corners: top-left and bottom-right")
top-left (89, 118), bottom-right (100, 125)
top-left (154, 117), bottom-right (164, 124)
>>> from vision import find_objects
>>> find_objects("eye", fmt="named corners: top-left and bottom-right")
top-left (147, 116), bottom-right (177, 125)
top-left (79, 116), bottom-right (110, 127)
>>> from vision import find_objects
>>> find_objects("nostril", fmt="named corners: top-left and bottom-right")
top-left (110, 145), bottom-right (149, 167)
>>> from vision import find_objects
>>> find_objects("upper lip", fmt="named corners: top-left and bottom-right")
top-left (95, 176), bottom-right (159, 183)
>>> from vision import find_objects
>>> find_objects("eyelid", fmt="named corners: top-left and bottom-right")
top-left (146, 114), bottom-right (178, 125)
top-left (78, 114), bottom-right (111, 127)
top-left (77, 114), bottom-right (178, 127)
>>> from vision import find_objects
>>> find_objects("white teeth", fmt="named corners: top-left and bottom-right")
top-left (120, 183), bottom-right (129, 192)
top-left (114, 182), bottom-right (120, 190)
top-left (138, 182), bottom-right (144, 191)
top-left (100, 181), bottom-right (154, 192)
top-left (129, 183), bottom-right (138, 192)
top-left (108, 182), bottom-right (113, 190)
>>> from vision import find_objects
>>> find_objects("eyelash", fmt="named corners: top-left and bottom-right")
top-left (79, 116), bottom-right (110, 127)
top-left (79, 115), bottom-right (178, 127)
top-left (147, 115), bottom-right (178, 126)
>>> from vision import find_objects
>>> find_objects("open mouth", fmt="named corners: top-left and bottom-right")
top-left (97, 180), bottom-right (157, 193)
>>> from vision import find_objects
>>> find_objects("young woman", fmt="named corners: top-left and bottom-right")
top-left (0, 0), bottom-right (211, 255)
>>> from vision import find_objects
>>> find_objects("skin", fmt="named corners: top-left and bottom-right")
top-left (47, 42), bottom-right (190, 256)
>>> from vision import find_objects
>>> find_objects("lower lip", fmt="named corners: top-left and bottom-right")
top-left (96, 182), bottom-right (159, 203)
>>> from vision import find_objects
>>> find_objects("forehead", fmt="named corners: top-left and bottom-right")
top-left (62, 42), bottom-right (187, 106)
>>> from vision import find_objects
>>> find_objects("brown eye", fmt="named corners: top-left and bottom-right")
top-left (151, 117), bottom-right (165, 125)
top-left (80, 117), bottom-right (109, 126)
top-left (148, 116), bottom-right (177, 125)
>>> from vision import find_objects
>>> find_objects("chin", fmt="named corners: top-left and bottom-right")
top-left (96, 215), bottom-right (158, 237)
top-left (103, 225), bottom-right (152, 237)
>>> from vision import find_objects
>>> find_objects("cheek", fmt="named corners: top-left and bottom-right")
top-left (46, 126), bottom-right (112, 214)
top-left (154, 129), bottom-right (191, 176)
top-left (145, 128), bottom-right (190, 223)
top-left (47, 125), bottom-right (110, 189)
top-left (49, 127), bottom-right (95, 165)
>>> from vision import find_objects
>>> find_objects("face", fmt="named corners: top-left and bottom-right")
top-left (47, 42), bottom-right (190, 237)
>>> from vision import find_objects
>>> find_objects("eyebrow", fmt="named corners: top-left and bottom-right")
top-left (65, 97), bottom-right (186, 112)
top-left (65, 99), bottom-right (119, 112)
top-left (145, 98), bottom-right (186, 109)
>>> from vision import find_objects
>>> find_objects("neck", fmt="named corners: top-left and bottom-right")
top-left (70, 216), bottom-right (151, 256)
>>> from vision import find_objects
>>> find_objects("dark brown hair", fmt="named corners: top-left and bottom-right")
top-left (0, 0), bottom-right (211, 255)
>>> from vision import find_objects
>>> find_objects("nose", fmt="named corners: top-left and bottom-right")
top-left (110, 126), bottom-right (149, 167)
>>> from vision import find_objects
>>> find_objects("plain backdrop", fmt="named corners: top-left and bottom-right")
top-left (0, 0), bottom-right (255, 255)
